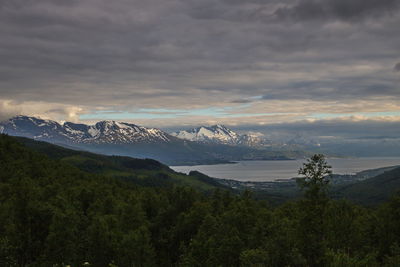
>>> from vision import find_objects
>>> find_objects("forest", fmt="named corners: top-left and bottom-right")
top-left (0, 134), bottom-right (400, 267)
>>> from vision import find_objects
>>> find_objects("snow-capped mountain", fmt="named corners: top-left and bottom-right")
top-left (0, 115), bottom-right (172, 144)
top-left (172, 125), bottom-right (239, 145)
top-left (65, 120), bottom-right (171, 144)
top-left (237, 132), bottom-right (271, 148)
top-left (172, 125), bottom-right (269, 147)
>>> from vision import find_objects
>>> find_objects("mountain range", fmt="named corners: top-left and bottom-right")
top-left (0, 116), bottom-right (307, 165)
top-left (0, 115), bottom-right (172, 144)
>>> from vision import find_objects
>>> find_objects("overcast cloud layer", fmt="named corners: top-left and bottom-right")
top-left (0, 0), bottom-right (399, 138)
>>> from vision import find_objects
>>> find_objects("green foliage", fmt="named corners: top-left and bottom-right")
top-left (297, 153), bottom-right (332, 199)
top-left (1, 135), bottom-right (400, 266)
top-left (239, 249), bottom-right (270, 267)
top-left (325, 250), bottom-right (379, 267)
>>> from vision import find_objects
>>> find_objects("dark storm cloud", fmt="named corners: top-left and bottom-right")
top-left (275, 0), bottom-right (400, 22)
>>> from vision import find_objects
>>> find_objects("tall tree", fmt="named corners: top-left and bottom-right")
top-left (297, 154), bottom-right (332, 266)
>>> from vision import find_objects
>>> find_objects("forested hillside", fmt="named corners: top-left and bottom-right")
top-left (336, 166), bottom-right (400, 205)
top-left (1, 134), bottom-right (400, 266)
top-left (14, 136), bottom-right (226, 191)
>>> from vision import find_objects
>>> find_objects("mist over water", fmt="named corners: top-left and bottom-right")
top-left (171, 158), bottom-right (400, 182)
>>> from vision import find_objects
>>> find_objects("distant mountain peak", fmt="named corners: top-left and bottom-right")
top-left (171, 124), bottom-right (239, 145)
top-left (171, 125), bottom-right (269, 147)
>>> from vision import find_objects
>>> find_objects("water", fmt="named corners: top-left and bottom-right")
top-left (171, 158), bottom-right (400, 182)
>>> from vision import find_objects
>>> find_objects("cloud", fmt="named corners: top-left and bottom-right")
top-left (395, 62), bottom-right (400, 71)
top-left (230, 99), bottom-right (254, 104)
top-left (0, 100), bottom-right (22, 121)
top-left (0, 0), bottom-right (399, 128)
top-left (261, 78), bottom-right (399, 101)
top-left (233, 116), bottom-right (400, 141)
top-left (0, 99), bottom-right (85, 122)
top-left (274, 0), bottom-right (400, 22)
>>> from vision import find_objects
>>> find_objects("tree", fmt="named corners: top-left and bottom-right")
top-left (297, 154), bottom-right (332, 266)
top-left (297, 154), bottom-right (332, 201)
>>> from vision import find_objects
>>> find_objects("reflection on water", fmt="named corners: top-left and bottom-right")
top-left (171, 158), bottom-right (400, 182)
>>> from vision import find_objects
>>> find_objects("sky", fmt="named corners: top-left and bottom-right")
top-left (0, 0), bottom-right (399, 138)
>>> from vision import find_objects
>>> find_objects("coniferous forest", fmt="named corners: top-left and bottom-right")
top-left (1, 134), bottom-right (400, 267)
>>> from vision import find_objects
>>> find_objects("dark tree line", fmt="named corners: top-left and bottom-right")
top-left (0, 135), bottom-right (400, 266)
